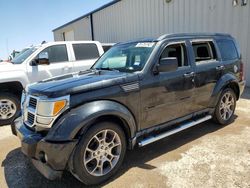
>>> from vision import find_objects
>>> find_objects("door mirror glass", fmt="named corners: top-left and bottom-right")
top-left (37, 52), bottom-right (50, 65)
top-left (157, 57), bottom-right (178, 73)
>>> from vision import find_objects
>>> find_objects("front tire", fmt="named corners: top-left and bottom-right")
top-left (0, 92), bottom-right (20, 126)
top-left (72, 121), bottom-right (126, 185)
top-left (213, 88), bottom-right (236, 125)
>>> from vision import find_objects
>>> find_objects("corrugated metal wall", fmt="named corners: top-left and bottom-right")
top-left (54, 17), bottom-right (92, 41)
top-left (92, 0), bottom-right (250, 85)
top-left (54, 0), bottom-right (250, 85)
top-left (248, 8), bottom-right (250, 85)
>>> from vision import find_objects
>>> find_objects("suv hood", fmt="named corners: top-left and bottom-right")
top-left (28, 70), bottom-right (139, 98)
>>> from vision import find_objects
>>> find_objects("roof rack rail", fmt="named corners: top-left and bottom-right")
top-left (157, 33), bottom-right (232, 41)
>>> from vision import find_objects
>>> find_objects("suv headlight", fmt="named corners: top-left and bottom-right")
top-left (37, 100), bottom-right (67, 117)
top-left (35, 96), bottom-right (69, 127)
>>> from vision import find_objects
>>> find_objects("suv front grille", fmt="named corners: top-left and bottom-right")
top-left (29, 97), bottom-right (37, 109)
top-left (27, 112), bottom-right (35, 125)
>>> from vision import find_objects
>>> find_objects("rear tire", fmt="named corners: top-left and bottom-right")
top-left (213, 88), bottom-right (236, 125)
top-left (0, 92), bottom-right (20, 126)
top-left (72, 121), bottom-right (126, 185)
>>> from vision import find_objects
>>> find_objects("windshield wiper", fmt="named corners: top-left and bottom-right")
top-left (96, 67), bottom-right (119, 72)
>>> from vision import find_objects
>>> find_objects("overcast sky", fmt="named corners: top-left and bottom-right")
top-left (0, 0), bottom-right (111, 59)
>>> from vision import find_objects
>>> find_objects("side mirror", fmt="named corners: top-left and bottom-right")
top-left (37, 52), bottom-right (50, 65)
top-left (156, 57), bottom-right (178, 73)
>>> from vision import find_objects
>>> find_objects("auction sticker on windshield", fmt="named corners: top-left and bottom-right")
top-left (135, 42), bottom-right (155, 48)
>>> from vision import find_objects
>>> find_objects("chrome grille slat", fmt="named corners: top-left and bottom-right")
top-left (27, 112), bottom-right (35, 125)
top-left (29, 97), bottom-right (37, 109)
top-left (24, 96), bottom-right (39, 127)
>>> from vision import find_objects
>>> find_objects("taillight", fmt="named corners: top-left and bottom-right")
top-left (239, 62), bottom-right (244, 81)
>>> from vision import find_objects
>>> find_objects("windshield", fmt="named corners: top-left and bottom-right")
top-left (93, 42), bottom-right (155, 73)
top-left (11, 47), bottom-right (38, 64)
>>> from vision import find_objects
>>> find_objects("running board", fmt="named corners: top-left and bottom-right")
top-left (138, 115), bottom-right (212, 147)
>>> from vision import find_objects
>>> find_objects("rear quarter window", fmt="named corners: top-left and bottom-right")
top-left (217, 40), bottom-right (239, 61)
top-left (73, 43), bottom-right (100, 61)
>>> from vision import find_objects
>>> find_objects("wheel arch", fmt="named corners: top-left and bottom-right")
top-left (46, 100), bottom-right (138, 149)
top-left (226, 82), bottom-right (240, 100)
top-left (210, 73), bottom-right (240, 107)
top-left (0, 81), bottom-right (24, 99)
top-left (75, 114), bottom-right (133, 148)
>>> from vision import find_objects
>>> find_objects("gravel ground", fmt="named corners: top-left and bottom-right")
top-left (0, 88), bottom-right (250, 188)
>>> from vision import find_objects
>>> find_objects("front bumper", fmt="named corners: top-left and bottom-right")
top-left (11, 117), bottom-right (77, 180)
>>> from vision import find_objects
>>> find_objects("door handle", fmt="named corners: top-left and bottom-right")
top-left (216, 65), bottom-right (225, 71)
top-left (184, 72), bottom-right (195, 78)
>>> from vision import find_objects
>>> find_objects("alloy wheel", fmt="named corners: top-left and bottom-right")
top-left (83, 129), bottom-right (122, 177)
top-left (219, 91), bottom-right (235, 121)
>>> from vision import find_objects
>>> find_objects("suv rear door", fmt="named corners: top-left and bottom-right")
top-left (190, 39), bottom-right (224, 110)
top-left (72, 43), bottom-right (101, 72)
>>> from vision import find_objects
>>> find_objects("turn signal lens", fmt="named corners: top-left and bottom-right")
top-left (53, 100), bottom-right (66, 116)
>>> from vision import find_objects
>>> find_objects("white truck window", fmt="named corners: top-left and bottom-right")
top-left (73, 43), bottom-right (99, 61)
top-left (40, 45), bottom-right (68, 63)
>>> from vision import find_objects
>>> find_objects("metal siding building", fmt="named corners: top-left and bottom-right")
top-left (54, 17), bottom-right (92, 41)
top-left (53, 0), bottom-right (250, 86)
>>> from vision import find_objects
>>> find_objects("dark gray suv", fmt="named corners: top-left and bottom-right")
top-left (12, 33), bottom-right (245, 185)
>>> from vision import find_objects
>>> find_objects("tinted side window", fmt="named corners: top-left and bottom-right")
top-left (102, 45), bottom-right (113, 53)
top-left (161, 43), bottom-right (188, 67)
top-left (73, 43), bottom-right (99, 60)
top-left (192, 41), bottom-right (217, 63)
top-left (41, 45), bottom-right (68, 63)
top-left (217, 40), bottom-right (238, 61)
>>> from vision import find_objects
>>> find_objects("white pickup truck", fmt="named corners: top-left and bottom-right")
top-left (0, 41), bottom-right (108, 125)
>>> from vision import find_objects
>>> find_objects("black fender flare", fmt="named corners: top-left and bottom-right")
top-left (209, 73), bottom-right (240, 107)
top-left (45, 100), bottom-right (137, 143)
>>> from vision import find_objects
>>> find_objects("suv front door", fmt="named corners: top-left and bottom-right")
top-left (140, 41), bottom-right (196, 130)
top-left (27, 44), bottom-right (73, 82)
